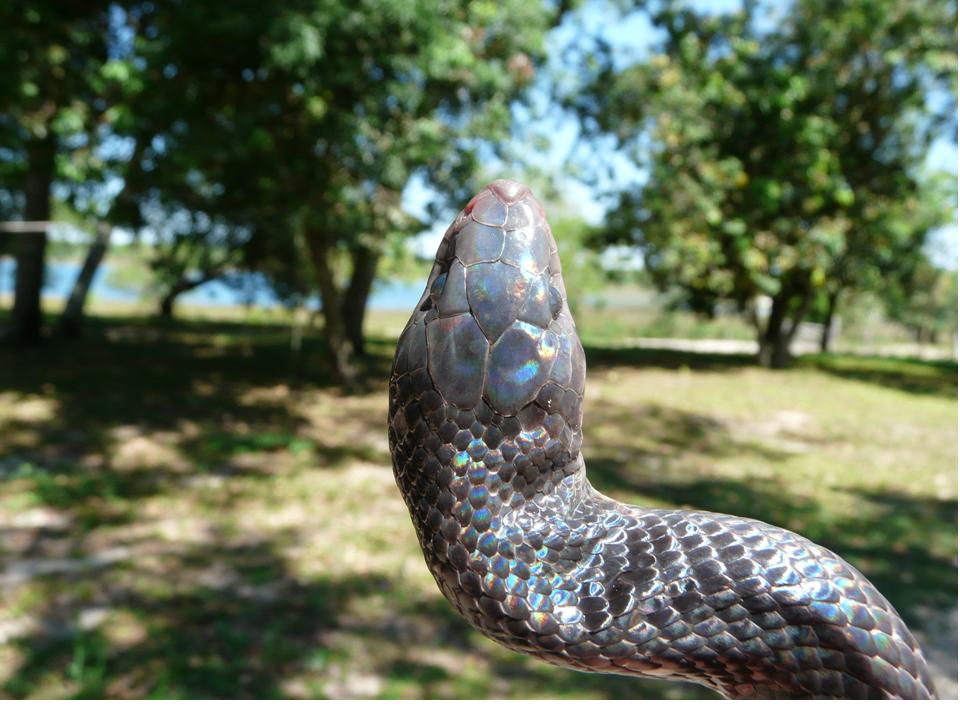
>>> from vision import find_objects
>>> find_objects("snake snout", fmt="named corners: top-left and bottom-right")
top-left (435, 178), bottom-right (556, 275)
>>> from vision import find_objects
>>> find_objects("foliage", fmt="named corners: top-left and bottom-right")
top-left (109, 0), bottom-right (560, 374)
top-left (0, 1), bottom-right (122, 342)
top-left (0, 2), bottom-right (116, 196)
top-left (884, 263), bottom-right (958, 344)
top-left (571, 0), bottom-right (957, 366)
top-left (1, 1), bottom-right (563, 359)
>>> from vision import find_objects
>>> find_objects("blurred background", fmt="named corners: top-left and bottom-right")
top-left (0, 0), bottom-right (956, 700)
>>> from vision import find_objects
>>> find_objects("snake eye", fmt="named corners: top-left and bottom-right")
top-left (431, 272), bottom-right (447, 300)
top-left (549, 285), bottom-right (563, 319)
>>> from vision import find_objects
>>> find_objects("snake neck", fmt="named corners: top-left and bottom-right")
top-left (388, 366), bottom-right (590, 546)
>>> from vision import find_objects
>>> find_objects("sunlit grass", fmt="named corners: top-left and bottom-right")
top-left (0, 310), bottom-right (955, 698)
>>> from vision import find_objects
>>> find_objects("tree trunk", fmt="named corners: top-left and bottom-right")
top-left (158, 291), bottom-right (177, 319)
top-left (341, 244), bottom-right (380, 356)
top-left (58, 222), bottom-right (111, 338)
top-left (305, 227), bottom-right (356, 384)
top-left (819, 289), bottom-right (840, 353)
top-left (757, 281), bottom-right (813, 369)
top-left (9, 135), bottom-right (56, 345)
top-left (757, 293), bottom-right (790, 368)
top-left (157, 272), bottom-right (219, 319)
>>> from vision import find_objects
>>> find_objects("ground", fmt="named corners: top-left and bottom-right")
top-left (0, 311), bottom-right (956, 699)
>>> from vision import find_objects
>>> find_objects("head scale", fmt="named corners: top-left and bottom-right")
top-left (391, 180), bottom-right (586, 452)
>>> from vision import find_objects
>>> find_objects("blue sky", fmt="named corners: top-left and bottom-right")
top-left (403, 0), bottom-right (958, 268)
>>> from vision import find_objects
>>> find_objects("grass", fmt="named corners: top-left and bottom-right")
top-left (578, 305), bottom-right (757, 344)
top-left (0, 309), bottom-right (956, 699)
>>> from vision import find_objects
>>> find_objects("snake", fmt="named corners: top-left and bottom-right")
top-left (387, 179), bottom-right (937, 699)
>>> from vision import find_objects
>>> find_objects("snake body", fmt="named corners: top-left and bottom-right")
top-left (387, 179), bottom-right (936, 699)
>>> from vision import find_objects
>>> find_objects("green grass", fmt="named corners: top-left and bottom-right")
top-left (578, 306), bottom-right (757, 344)
top-left (0, 310), bottom-right (955, 698)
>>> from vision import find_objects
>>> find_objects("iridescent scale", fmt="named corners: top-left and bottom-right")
top-left (387, 179), bottom-right (937, 699)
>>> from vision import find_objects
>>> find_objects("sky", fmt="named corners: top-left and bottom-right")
top-left (402, 0), bottom-right (959, 269)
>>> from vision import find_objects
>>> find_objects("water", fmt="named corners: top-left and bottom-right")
top-left (0, 258), bottom-right (424, 311)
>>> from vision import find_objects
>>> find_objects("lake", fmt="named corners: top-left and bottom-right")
top-left (0, 258), bottom-right (425, 311)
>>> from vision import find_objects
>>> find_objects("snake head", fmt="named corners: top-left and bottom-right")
top-left (393, 179), bottom-right (586, 435)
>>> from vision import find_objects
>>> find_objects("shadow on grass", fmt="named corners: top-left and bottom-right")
top-left (1, 530), bottom-right (715, 699)
top-left (800, 354), bottom-right (957, 398)
top-left (1, 317), bottom-right (714, 698)
top-left (587, 402), bottom-right (796, 464)
top-left (582, 344), bottom-right (755, 372)
top-left (0, 317), bottom-right (392, 504)
top-left (582, 343), bottom-right (957, 399)
top-left (0, 315), bottom-right (954, 698)
top-left (4, 535), bottom-right (344, 699)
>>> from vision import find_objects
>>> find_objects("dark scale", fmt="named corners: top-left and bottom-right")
top-left (388, 179), bottom-right (937, 699)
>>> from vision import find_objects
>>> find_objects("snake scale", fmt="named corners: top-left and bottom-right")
top-left (387, 179), bottom-right (936, 699)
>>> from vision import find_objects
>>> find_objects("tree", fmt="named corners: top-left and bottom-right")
top-left (884, 261), bottom-right (958, 345)
top-left (815, 171), bottom-right (954, 351)
top-left (571, 0), bottom-right (957, 366)
top-left (57, 221), bottom-right (111, 337)
top-left (0, 2), bottom-right (150, 342)
top-left (115, 186), bottom-right (258, 319)
top-left (117, 0), bottom-right (559, 381)
top-left (0, 2), bottom-right (119, 344)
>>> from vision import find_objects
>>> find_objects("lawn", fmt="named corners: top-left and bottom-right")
top-left (0, 311), bottom-right (956, 699)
